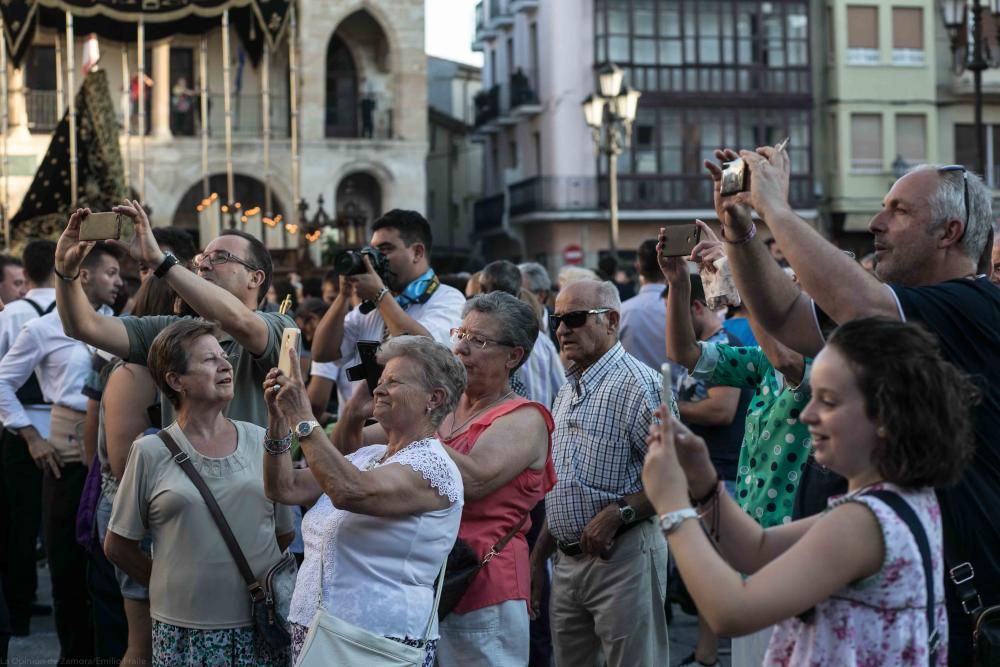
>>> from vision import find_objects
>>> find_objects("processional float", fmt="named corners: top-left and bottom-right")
top-left (0, 0), bottom-right (297, 255)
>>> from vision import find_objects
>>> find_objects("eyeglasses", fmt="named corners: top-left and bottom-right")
top-left (938, 165), bottom-right (969, 242)
top-left (194, 250), bottom-right (261, 272)
top-left (450, 328), bottom-right (513, 350)
top-left (550, 308), bottom-right (613, 329)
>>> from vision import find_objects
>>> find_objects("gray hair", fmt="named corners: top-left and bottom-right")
top-left (518, 262), bottom-right (552, 293)
top-left (910, 164), bottom-right (993, 261)
top-left (480, 260), bottom-right (523, 296)
top-left (462, 291), bottom-right (538, 373)
top-left (376, 336), bottom-right (467, 426)
top-left (594, 280), bottom-right (623, 312)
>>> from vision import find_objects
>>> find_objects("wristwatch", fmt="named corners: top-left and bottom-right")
top-left (658, 508), bottom-right (699, 535)
top-left (153, 252), bottom-right (179, 279)
top-left (617, 498), bottom-right (637, 524)
top-left (294, 420), bottom-right (322, 439)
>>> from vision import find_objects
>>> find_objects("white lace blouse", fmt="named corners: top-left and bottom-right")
top-left (287, 438), bottom-right (464, 640)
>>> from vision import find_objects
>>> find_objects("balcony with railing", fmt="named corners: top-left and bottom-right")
top-left (473, 85), bottom-right (501, 131)
top-left (206, 93), bottom-right (292, 139)
top-left (474, 1), bottom-right (498, 43)
top-left (507, 174), bottom-right (815, 217)
top-left (510, 69), bottom-right (541, 116)
top-left (510, 0), bottom-right (539, 14)
top-left (489, 0), bottom-right (515, 29)
top-left (473, 192), bottom-right (506, 235)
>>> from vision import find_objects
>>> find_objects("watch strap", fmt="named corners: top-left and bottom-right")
top-left (659, 508), bottom-right (699, 535)
top-left (153, 253), bottom-right (179, 279)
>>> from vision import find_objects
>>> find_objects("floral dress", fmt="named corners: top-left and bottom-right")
top-left (766, 483), bottom-right (948, 666)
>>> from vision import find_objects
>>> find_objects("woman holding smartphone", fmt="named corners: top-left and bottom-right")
top-left (642, 317), bottom-right (977, 665)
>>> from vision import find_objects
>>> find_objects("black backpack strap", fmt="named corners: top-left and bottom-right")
top-left (866, 490), bottom-right (941, 667)
top-left (156, 430), bottom-right (265, 603)
top-left (20, 298), bottom-right (55, 317)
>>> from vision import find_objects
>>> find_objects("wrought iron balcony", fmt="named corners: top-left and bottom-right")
top-left (473, 192), bottom-right (506, 235)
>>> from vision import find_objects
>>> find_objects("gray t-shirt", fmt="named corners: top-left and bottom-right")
top-left (109, 419), bottom-right (294, 629)
top-left (120, 311), bottom-right (294, 427)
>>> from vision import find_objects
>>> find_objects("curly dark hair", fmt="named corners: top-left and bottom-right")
top-left (826, 317), bottom-right (980, 488)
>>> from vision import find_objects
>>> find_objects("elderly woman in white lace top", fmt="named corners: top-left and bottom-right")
top-left (262, 335), bottom-right (466, 666)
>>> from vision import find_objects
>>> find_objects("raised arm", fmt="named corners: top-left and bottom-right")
top-left (659, 246), bottom-right (701, 372)
top-left (642, 409), bottom-right (880, 636)
top-left (311, 283), bottom-right (353, 362)
top-left (738, 147), bottom-right (901, 326)
top-left (268, 348), bottom-right (439, 516)
top-left (444, 405), bottom-right (550, 501)
top-left (54, 209), bottom-right (130, 357)
top-left (111, 200), bottom-right (273, 356)
top-left (262, 365), bottom-right (323, 507)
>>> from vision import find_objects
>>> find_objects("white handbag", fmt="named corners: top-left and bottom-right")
top-left (294, 559), bottom-right (446, 667)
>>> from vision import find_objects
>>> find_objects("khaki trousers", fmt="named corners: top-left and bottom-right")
top-left (550, 520), bottom-right (669, 667)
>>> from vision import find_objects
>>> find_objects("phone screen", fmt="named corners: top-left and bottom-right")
top-left (660, 363), bottom-right (672, 406)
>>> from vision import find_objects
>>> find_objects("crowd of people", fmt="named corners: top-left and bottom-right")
top-left (0, 142), bottom-right (996, 667)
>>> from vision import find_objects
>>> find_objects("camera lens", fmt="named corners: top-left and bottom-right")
top-left (333, 250), bottom-right (364, 275)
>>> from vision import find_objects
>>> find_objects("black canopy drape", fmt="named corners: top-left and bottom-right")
top-left (1, 0), bottom-right (290, 68)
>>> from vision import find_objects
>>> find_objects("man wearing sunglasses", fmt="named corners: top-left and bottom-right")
top-left (711, 146), bottom-right (1000, 666)
top-left (529, 280), bottom-right (675, 667)
top-left (53, 201), bottom-right (295, 429)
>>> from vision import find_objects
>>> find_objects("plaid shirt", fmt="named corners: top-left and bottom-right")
top-left (546, 342), bottom-right (676, 544)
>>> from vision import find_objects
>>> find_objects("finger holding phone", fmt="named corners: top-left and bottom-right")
top-left (55, 208), bottom-right (98, 278)
top-left (111, 199), bottom-right (166, 268)
top-left (656, 228), bottom-right (688, 284)
top-left (739, 142), bottom-right (793, 221)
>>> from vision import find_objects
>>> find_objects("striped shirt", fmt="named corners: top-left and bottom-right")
top-left (546, 342), bottom-right (677, 543)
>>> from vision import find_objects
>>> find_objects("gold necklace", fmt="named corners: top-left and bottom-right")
top-left (441, 389), bottom-right (515, 440)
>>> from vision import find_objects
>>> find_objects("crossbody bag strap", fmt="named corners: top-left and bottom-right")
top-left (156, 430), bottom-right (264, 602)
top-left (480, 512), bottom-right (530, 566)
top-left (866, 490), bottom-right (941, 667)
top-left (937, 490), bottom-right (984, 618)
top-left (420, 561), bottom-right (447, 642)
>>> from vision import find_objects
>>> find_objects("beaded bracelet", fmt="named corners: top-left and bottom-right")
top-left (54, 267), bottom-right (80, 282)
top-left (264, 430), bottom-right (293, 455)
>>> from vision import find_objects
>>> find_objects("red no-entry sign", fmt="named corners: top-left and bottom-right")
top-left (563, 244), bottom-right (583, 265)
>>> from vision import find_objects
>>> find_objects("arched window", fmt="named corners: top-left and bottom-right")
top-left (326, 35), bottom-right (358, 137)
top-left (336, 172), bottom-right (382, 245)
top-left (172, 174), bottom-right (286, 248)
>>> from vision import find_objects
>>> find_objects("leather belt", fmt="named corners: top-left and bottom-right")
top-left (556, 517), bottom-right (652, 558)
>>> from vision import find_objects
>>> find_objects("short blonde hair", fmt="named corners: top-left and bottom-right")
top-left (376, 336), bottom-right (467, 425)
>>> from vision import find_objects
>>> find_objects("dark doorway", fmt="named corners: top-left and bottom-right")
top-left (172, 174), bottom-right (286, 249)
top-left (325, 35), bottom-right (358, 137)
top-left (335, 172), bottom-right (382, 245)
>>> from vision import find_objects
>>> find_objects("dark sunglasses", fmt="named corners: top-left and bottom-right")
top-left (551, 308), bottom-right (613, 329)
top-left (938, 165), bottom-right (969, 242)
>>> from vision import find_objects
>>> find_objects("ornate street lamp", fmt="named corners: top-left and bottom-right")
top-left (940, 0), bottom-right (990, 174)
top-left (582, 62), bottom-right (641, 256)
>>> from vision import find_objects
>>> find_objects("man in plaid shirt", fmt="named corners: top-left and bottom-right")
top-left (529, 279), bottom-right (675, 667)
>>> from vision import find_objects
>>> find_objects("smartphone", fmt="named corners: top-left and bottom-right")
top-left (660, 362), bottom-right (673, 405)
top-left (719, 158), bottom-right (749, 196)
top-left (78, 212), bottom-right (123, 241)
top-left (660, 222), bottom-right (702, 257)
top-left (277, 328), bottom-right (301, 377)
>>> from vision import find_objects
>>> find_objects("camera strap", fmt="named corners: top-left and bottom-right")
top-left (395, 269), bottom-right (440, 309)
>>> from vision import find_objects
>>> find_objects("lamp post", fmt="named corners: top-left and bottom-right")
top-left (940, 0), bottom-right (998, 175)
top-left (582, 62), bottom-right (641, 257)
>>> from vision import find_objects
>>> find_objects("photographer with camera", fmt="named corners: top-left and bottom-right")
top-left (312, 210), bottom-right (465, 367)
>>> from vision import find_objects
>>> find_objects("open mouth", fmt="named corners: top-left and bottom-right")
top-left (217, 377), bottom-right (232, 385)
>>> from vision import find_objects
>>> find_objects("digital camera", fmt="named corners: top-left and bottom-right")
top-left (333, 246), bottom-right (391, 282)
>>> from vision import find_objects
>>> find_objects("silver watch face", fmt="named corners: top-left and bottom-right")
top-left (295, 421), bottom-right (314, 437)
top-left (620, 506), bottom-right (636, 523)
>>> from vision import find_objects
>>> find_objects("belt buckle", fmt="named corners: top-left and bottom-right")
top-left (558, 541), bottom-right (582, 557)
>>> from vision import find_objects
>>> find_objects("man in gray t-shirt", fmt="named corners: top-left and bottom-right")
top-left (54, 201), bottom-right (294, 427)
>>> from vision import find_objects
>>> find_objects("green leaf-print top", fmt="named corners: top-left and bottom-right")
top-left (692, 343), bottom-right (812, 528)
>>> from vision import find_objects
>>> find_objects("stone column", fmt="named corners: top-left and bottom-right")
top-left (8, 65), bottom-right (28, 138)
top-left (151, 40), bottom-right (171, 139)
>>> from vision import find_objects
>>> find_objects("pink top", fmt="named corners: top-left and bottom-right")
top-left (766, 483), bottom-right (947, 666)
top-left (440, 398), bottom-right (556, 614)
